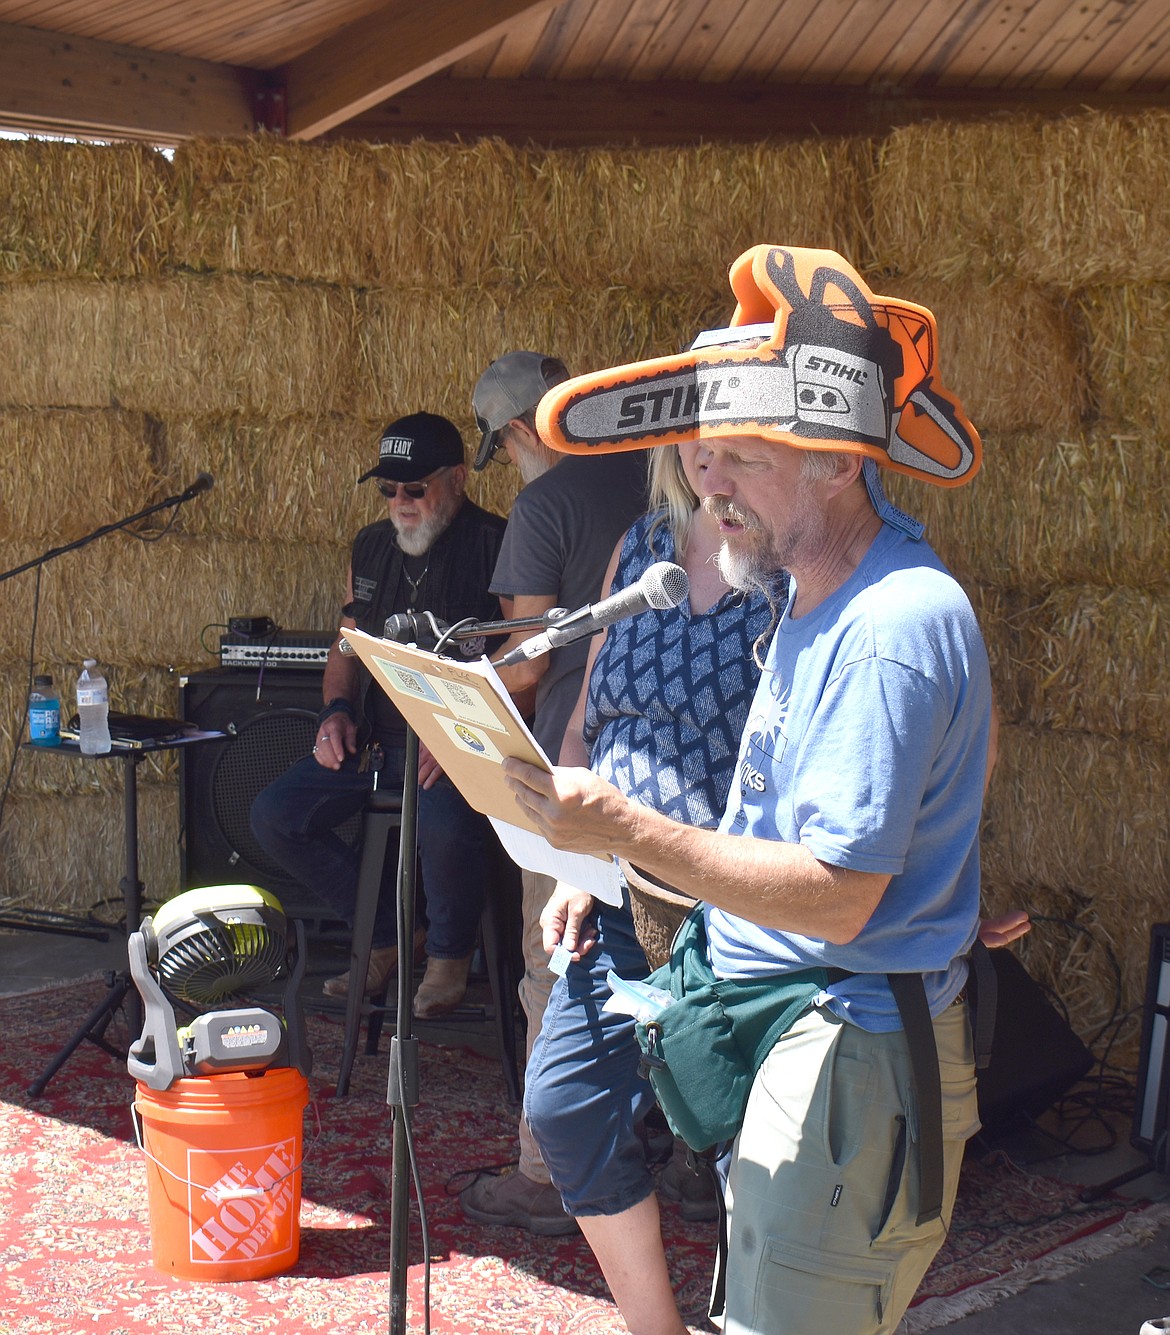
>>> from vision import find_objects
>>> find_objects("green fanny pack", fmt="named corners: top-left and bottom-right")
top-left (633, 906), bottom-right (831, 1153)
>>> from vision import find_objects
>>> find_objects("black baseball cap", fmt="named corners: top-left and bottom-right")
top-left (357, 412), bottom-right (466, 484)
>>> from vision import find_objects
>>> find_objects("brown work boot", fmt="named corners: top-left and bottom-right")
top-left (413, 952), bottom-right (474, 1019)
top-left (322, 928), bottom-right (426, 999)
top-left (459, 1167), bottom-right (579, 1236)
top-left (660, 1138), bottom-right (720, 1222)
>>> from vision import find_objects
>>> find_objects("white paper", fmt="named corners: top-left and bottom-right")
top-left (488, 817), bottom-right (624, 906)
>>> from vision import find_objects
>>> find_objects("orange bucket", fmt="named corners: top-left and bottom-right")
top-left (132, 1067), bottom-right (309, 1281)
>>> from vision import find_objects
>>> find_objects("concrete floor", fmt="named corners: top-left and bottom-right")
top-left (2, 921), bottom-right (1169, 1333)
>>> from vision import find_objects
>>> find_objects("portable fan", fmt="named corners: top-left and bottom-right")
top-left (151, 884), bottom-right (288, 1004)
top-left (127, 885), bottom-right (312, 1091)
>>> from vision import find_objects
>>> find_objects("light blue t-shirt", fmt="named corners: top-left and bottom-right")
top-left (706, 522), bottom-right (992, 1031)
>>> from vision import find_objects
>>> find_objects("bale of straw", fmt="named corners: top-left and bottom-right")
top-left (884, 426), bottom-right (1168, 590)
top-left (531, 138), bottom-right (874, 292)
top-left (1017, 109), bottom-right (1170, 288)
top-left (0, 783), bottom-right (179, 918)
top-left (871, 116), bottom-right (1044, 281)
top-left (0, 140), bottom-right (174, 281)
top-left (172, 137), bottom-right (539, 288)
top-left (893, 278), bottom-right (1087, 434)
top-left (0, 409), bottom-right (158, 543)
top-left (973, 585), bottom-right (1169, 745)
top-left (0, 279), bottom-right (119, 407)
top-left (159, 413), bottom-right (384, 544)
top-left (0, 535), bottom-right (346, 665)
top-left (1077, 284), bottom-right (1170, 429)
top-left (0, 661), bottom-right (183, 795)
top-left (111, 275), bottom-right (361, 417)
top-left (353, 280), bottom-right (726, 424)
top-left (981, 725), bottom-right (1169, 988)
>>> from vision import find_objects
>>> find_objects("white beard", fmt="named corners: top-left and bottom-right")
top-left (393, 493), bottom-right (461, 555)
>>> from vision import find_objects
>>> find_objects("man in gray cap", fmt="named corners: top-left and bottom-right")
top-left (251, 412), bottom-right (507, 1018)
top-left (458, 353), bottom-right (649, 1236)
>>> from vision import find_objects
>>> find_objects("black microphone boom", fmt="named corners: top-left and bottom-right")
top-left (494, 561), bottom-right (689, 668)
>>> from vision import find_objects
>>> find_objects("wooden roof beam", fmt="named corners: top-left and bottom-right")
top-left (0, 21), bottom-right (257, 144)
top-left (282, 0), bottom-right (558, 140)
top-left (331, 76), bottom-right (1170, 146)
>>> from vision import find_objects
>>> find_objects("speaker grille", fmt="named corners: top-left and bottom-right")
top-left (210, 709), bottom-right (320, 881)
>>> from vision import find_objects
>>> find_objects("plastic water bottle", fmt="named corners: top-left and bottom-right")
top-left (28, 674), bottom-right (61, 746)
top-left (76, 659), bottom-right (112, 756)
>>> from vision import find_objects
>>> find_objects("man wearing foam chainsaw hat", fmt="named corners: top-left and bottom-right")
top-left (506, 244), bottom-right (991, 1335)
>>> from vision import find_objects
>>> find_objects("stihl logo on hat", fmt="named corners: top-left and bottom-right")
top-left (380, 435), bottom-right (415, 460)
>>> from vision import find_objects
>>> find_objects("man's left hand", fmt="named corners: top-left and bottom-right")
top-left (503, 759), bottom-right (628, 854)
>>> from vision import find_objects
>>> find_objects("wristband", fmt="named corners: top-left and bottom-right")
top-left (317, 697), bottom-right (356, 729)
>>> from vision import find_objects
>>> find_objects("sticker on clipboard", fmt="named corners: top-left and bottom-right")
top-left (373, 656), bottom-right (443, 706)
top-left (432, 676), bottom-right (507, 732)
top-left (435, 715), bottom-right (505, 763)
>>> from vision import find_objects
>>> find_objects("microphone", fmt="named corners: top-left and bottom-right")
top-left (382, 610), bottom-right (450, 649)
top-left (495, 561), bottom-right (689, 668)
top-left (179, 472), bottom-right (215, 501)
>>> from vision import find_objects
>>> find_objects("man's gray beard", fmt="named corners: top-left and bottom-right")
top-left (517, 442), bottom-right (559, 485)
top-left (393, 493), bottom-right (461, 555)
top-left (717, 541), bottom-right (772, 597)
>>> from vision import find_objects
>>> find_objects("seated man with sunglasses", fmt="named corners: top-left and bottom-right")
top-left (250, 412), bottom-right (508, 1016)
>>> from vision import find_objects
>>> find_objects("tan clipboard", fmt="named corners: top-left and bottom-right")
top-left (344, 628), bottom-right (554, 833)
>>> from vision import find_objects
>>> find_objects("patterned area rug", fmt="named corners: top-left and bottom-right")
top-left (0, 980), bottom-right (1165, 1334)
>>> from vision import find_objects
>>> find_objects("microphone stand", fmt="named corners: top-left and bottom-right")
top-left (0, 476), bottom-right (212, 586)
top-left (0, 476), bottom-right (214, 938)
top-left (387, 724), bottom-right (420, 1335)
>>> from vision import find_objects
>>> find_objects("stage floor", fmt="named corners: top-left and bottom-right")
top-left (2, 923), bottom-right (1168, 1335)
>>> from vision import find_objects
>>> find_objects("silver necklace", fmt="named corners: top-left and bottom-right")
top-left (402, 560), bottom-right (430, 606)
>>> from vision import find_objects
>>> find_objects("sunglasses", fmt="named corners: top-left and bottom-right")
top-left (476, 416), bottom-right (509, 465)
top-left (376, 469), bottom-right (446, 500)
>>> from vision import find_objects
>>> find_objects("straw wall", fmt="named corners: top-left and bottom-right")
top-left (1, 117), bottom-right (1165, 1063)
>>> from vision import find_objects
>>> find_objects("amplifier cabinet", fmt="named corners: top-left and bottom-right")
top-left (178, 669), bottom-right (358, 924)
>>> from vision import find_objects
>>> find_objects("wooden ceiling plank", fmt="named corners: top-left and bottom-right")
top-left (748, 0), bottom-right (870, 84)
top-left (660, 0), bottom-right (751, 79)
top-left (811, 0), bottom-right (912, 85)
top-left (475, 3), bottom-right (558, 77)
top-left (790, 0), bottom-right (907, 87)
top-left (282, 0), bottom-right (559, 139)
top-left (1049, 1), bottom-right (1170, 90)
top-left (699, 0), bottom-right (798, 83)
top-left (625, 0), bottom-right (717, 80)
top-left (897, 0), bottom-right (1007, 86)
top-left (1094, 9), bottom-right (1170, 91)
top-left (592, 0), bottom-right (676, 80)
top-left (0, 17), bottom-right (256, 140)
top-left (519, 0), bottom-right (595, 79)
top-left (930, 0), bottom-right (1088, 86)
top-left (868, 0), bottom-right (961, 84)
top-left (544, 0), bottom-right (640, 78)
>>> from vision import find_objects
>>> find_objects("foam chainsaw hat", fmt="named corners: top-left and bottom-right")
top-left (536, 244), bottom-right (981, 486)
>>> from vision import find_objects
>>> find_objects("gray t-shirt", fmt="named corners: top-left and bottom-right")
top-left (490, 451), bottom-right (649, 761)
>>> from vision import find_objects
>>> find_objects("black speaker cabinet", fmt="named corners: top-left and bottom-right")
top-left (1132, 922), bottom-right (1170, 1160)
top-left (975, 947), bottom-right (1095, 1137)
top-left (178, 669), bottom-right (359, 924)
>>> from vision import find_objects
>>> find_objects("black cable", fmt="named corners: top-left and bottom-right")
top-left (0, 564), bottom-right (43, 846)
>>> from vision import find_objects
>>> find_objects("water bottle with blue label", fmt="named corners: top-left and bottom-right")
top-left (28, 674), bottom-right (61, 746)
top-left (76, 659), bottom-right (112, 756)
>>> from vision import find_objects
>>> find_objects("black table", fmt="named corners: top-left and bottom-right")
top-left (23, 730), bottom-right (222, 1096)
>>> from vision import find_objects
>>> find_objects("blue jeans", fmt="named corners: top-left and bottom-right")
top-left (524, 892), bottom-right (659, 1216)
top-left (249, 747), bottom-right (491, 957)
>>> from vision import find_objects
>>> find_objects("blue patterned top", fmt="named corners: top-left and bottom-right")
top-left (583, 511), bottom-right (781, 828)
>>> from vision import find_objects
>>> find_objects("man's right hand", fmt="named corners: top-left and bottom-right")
top-left (314, 714), bottom-right (357, 769)
top-left (540, 881), bottom-right (598, 960)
